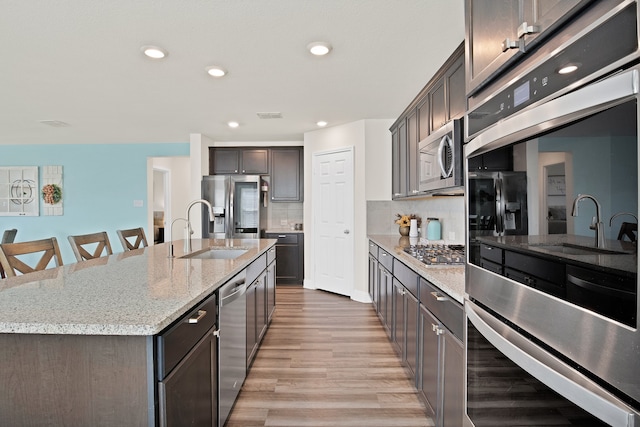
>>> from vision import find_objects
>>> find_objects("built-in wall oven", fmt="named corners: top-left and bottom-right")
top-left (464, 1), bottom-right (640, 425)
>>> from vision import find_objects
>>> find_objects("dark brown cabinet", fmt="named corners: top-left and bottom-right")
top-left (209, 148), bottom-right (269, 175)
top-left (390, 42), bottom-right (465, 200)
top-left (271, 148), bottom-right (303, 202)
top-left (465, 0), bottom-right (592, 96)
top-left (263, 232), bottom-right (304, 285)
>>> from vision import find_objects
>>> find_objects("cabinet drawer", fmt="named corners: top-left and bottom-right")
top-left (247, 253), bottom-right (267, 285)
top-left (393, 258), bottom-right (418, 299)
top-left (266, 245), bottom-right (276, 265)
top-left (369, 241), bottom-right (379, 258)
top-left (480, 243), bottom-right (503, 264)
top-left (419, 278), bottom-right (463, 340)
top-left (266, 233), bottom-right (298, 244)
top-left (378, 248), bottom-right (393, 272)
top-left (504, 250), bottom-right (565, 285)
top-left (157, 293), bottom-right (217, 379)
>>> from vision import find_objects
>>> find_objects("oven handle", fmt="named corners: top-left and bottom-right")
top-left (495, 177), bottom-right (504, 234)
top-left (466, 301), bottom-right (639, 426)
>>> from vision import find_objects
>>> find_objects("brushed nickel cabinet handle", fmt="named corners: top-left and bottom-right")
top-left (188, 310), bottom-right (207, 324)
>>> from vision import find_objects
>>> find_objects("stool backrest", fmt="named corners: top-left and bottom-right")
top-left (0, 237), bottom-right (63, 277)
top-left (117, 227), bottom-right (148, 251)
top-left (68, 231), bottom-right (113, 262)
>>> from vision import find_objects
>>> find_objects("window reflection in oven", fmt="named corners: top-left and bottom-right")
top-left (466, 320), bottom-right (609, 426)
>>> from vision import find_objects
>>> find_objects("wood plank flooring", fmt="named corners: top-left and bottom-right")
top-left (226, 286), bottom-right (434, 427)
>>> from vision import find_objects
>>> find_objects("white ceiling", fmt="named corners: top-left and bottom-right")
top-left (1, 0), bottom-right (465, 145)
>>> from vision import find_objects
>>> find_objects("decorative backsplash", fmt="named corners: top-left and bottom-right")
top-left (366, 197), bottom-right (465, 244)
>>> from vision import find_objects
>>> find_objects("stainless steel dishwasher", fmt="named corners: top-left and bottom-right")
top-left (218, 270), bottom-right (247, 427)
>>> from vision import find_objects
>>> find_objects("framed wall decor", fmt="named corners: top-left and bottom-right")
top-left (0, 166), bottom-right (39, 216)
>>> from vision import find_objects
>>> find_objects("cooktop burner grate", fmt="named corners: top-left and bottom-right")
top-left (403, 244), bottom-right (465, 265)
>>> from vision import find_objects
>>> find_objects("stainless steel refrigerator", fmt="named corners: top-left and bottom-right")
top-left (201, 175), bottom-right (261, 239)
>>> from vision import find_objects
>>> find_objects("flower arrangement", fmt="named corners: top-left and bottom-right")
top-left (395, 213), bottom-right (421, 227)
top-left (42, 183), bottom-right (62, 204)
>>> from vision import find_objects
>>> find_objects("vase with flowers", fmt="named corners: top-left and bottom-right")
top-left (395, 213), bottom-right (421, 236)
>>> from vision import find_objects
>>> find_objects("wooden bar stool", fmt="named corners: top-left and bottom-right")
top-left (116, 227), bottom-right (148, 251)
top-left (0, 237), bottom-right (63, 278)
top-left (0, 229), bottom-right (17, 278)
top-left (68, 231), bottom-right (113, 262)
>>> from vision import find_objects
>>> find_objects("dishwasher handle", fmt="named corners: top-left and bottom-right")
top-left (220, 271), bottom-right (247, 306)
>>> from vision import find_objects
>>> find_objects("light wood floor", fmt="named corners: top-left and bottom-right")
top-left (226, 286), bottom-right (434, 427)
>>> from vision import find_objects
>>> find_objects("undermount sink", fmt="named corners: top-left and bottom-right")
top-left (182, 248), bottom-right (248, 260)
top-left (531, 242), bottom-right (630, 256)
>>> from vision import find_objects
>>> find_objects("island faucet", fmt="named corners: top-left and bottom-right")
top-left (185, 199), bottom-right (215, 253)
top-left (571, 194), bottom-right (605, 248)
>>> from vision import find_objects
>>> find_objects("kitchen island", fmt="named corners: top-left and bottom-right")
top-left (0, 238), bottom-right (275, 427)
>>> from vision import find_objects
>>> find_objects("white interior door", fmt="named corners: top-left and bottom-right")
top-left (312, 147), bottom-right (354, 297)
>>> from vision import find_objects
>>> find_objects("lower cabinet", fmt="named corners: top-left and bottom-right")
top-left (367, 240), bottom-right (464, 427)
top-left (263, 232), bottom-right (304, 285)
top-left (419, 277), bottom-right (464, 427)
top-left (247, 254), bottom-right (268, 368)
top-left (157, 293), bottom-right (218, 427)
top-left (266, 247), bottom-right (276, 323)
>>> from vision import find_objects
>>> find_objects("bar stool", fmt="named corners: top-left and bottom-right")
top-left (0, 237), bottom-right (63, 278)
top-left (116, 227), bottom-right (148, 251)
top-left (0, 229), bottom-right (17, 278)
top-left (68, 231), bottom-right (113, 262)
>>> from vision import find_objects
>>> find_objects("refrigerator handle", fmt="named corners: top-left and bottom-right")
top-left (495, 177), bottom-right (505, 234)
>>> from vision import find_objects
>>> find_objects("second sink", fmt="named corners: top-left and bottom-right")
top-left (182, 248), bottom-right (248, 260)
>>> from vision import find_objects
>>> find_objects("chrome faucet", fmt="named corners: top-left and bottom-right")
top-left (168, 217), bottom-right (188, 258)
top-left (571, 194), bottom-right (605, 248)
top-left (185, 199), bottom-right (215, 253)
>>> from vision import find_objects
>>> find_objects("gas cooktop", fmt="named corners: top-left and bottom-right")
top-left (403, 244), bottom-right (465, 265)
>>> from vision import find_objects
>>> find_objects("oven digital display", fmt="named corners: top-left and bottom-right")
top-left (513, 81), bottom-right (530, 107)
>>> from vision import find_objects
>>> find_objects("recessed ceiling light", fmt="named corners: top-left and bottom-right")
top-left (228, 121), bottom-right (239, 128)
top-left (206, 66), bottom-right (227, 77)
top-left (317, 121), bottom-right (328, 127)
top-left (141, 45), bottom-right (168, 59)
top-left (558, 63), bottom-right (579, 74)
top-left (307, 41), bottom-right (332, 56)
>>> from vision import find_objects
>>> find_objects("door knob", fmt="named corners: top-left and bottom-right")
top-left (344, 229), bottom-right (350, 234)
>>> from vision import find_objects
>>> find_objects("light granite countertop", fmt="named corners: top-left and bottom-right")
top-left (368, 235), bottom-right (466, 304)
top-left (0, 238), bottom-right (276, 336)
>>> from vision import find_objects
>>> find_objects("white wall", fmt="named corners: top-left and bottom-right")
top-left (303, 119), bottom-right (393, 302)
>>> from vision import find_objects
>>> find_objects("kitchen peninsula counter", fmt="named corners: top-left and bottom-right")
top-left (0, 238), bottom-right (276, 335)
top-left (368, 235), bottom-right (465, 304)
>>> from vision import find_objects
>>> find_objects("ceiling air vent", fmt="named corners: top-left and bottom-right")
top-left (39, 120), bottom-right (70, 127)
top-left (256, 112), bottom-right (283, 119)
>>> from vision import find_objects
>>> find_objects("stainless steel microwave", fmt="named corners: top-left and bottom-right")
top-left (418, 118), bottom-right (463, 194)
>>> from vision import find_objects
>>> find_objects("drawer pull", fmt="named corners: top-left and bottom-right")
top-left (430, 291), bottom-right (449, 302)
top-left (278, 235), bottom-right (287, 238)
top-left (187, 310), bottom-right (207, 324)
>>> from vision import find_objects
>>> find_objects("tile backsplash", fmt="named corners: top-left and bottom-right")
top-left (263, 202), bottom-right (303, 230)
top-left (367, 197), bottom-right (465, 244)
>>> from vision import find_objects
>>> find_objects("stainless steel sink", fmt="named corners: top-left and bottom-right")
top-left (531, 242), bottom-right (630, 255)
top-left (182, 248), bottom-right (248, 260)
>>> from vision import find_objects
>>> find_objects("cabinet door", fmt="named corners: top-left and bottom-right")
top-left (442, 332), bottom-right (464, 427)
top-left (246, 281), bottom-right (257, 366)
top-left (407, 110), bottom-right (420, 196)
top-left (430, 77), bottom-right (447, 133)
top-left (466, 0), bottom-right (520, 94)
top-left (256, 272), bottom-right (267, 342)
top-left (419, 305), bottom-right (440, 417)
top-left (266, 258), bottom-right (276, 322)
top-left (241, 149), bottom-right (269, 174)
top-left (417, 97), bottom-right (430, 142)
top-left (271, 148), bottom-right (303, 202)
top-left (521, 0), bottom-right (592, 49)
top-left (210, 149), bottom-right (240, 174)
top-left (159, 331), bottom-right (216, 427)
top-left (446, 55), bottom-right (466, 121)
top-left (392, 121), bottom-right (408, 199)
top-left (274, 243), bottom-right (300, 283)
top-left (369, 254), bottom-right (379, 311)
top-left (378, 265), bottom-right (392, 337)
top-left (391, 279), bottom-right (405, 356)
top-left (405, 291), bottom-right (419, 383)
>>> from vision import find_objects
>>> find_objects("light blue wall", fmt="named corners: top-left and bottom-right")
top-left (0, 143), bottom-right (189, 264)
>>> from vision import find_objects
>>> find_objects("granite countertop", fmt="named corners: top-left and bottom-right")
top-left (0, 238), bottom-right (276, 336)
top-left (368, 235), bottom-right (465, 304)
top-left (477, 234), bottom-right (637, 276)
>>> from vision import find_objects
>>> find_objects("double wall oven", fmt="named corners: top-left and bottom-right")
top-left (465, 1), bottom-right (640, 426)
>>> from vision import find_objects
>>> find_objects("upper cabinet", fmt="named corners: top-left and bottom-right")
top-left (465, 0), bottom-right (593, 96)
top-left (270, 148), bottom-right (304, 202)
top-left (390, 42), bottom-right (465, 200)
top-left (208, 147), bottom-right (303, 202)
top-left (209, 148), bottom-right (269, 175)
